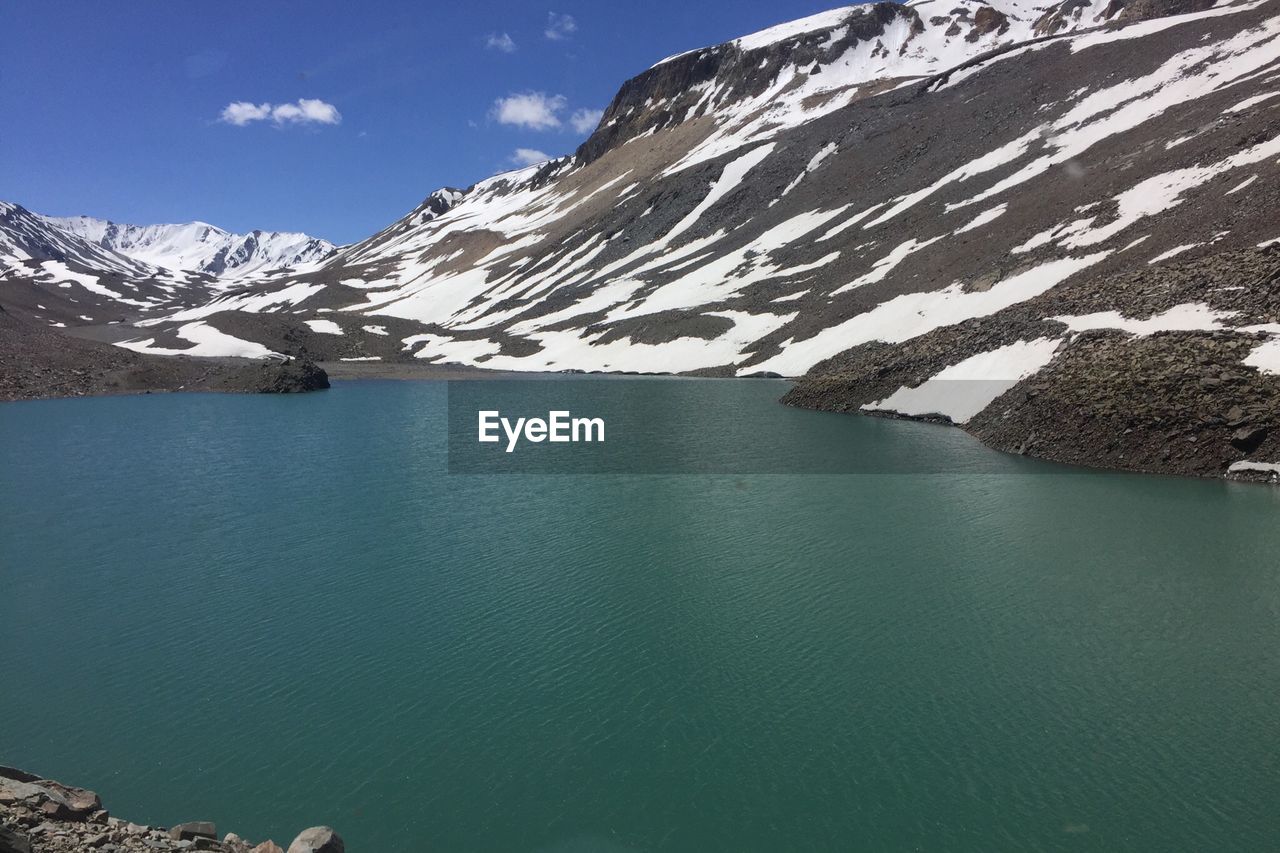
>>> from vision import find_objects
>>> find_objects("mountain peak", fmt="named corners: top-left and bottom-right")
top-left (42, 213), bottom-right (336, 279)
top-left (577, 0), bottom-right (1131, 171)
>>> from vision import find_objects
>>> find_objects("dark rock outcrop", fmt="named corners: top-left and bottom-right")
top-left (1119, 0), bottom-right (1217, 20)
top-left (230, 359), bottom-right (330, 394)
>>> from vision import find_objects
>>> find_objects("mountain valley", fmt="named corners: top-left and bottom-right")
top-left (4, 0), bottom-right (1279, 478)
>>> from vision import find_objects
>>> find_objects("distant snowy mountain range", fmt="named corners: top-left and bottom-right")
top-left (0, 202), bottom-right (336, 325)
top-left (3, 0), bottom-right (1280, 478)
top-left (42, 215), bottom-right (337, 279)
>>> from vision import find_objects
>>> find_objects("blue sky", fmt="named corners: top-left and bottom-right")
top-left (5, 1), bottom-right (841, 244)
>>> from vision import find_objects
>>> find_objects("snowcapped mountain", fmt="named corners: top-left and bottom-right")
top-left (0, 201), bottom-right (220, 327)
top-left (5, 0), bottom-right (1280, 477)
top-left (44, 214), bottom-right (337, 279)
top-left (0, 203), bottom-right (336, 327)
top-left (1, 201), bottom-right (158, 280)
top-left (583, 0), bottom-right (1125, 173)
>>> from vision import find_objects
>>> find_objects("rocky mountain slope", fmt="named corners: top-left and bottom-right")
top-left (3, 0), bottom-right (1279, 478)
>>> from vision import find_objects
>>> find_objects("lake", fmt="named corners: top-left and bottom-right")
top-left (3, 379), bottom-right (1279, 851)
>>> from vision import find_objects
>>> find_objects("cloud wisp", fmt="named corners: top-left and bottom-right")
top-left (544, 12), bottom-right (577, 41)
top-left (491, 92), bottom-right (566, 131)
top-left (485, 32), bottom-right (517, 52)
top-left (569, 108), bottom-right (603, 134)
top-left (219, 98), bottom-right (342, 127)
top-left (510, 148), bottom-right (551, 167)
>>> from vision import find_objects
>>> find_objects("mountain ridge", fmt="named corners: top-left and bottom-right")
top-left (44, 213), bottom-right (337, 279)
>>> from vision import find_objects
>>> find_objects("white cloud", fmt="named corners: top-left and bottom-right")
top-left (569, 108), bottom-right (603, 134)
top-left (510, 148), bottom-right (551, 167)
top-left (491, 92), bottom-right (566, 131)
top-left (219, 98), bottom-right (342, 127)
top-left (271, 99), bottom-right (342, 125)
top-left (485, 32), bottom-right (516, 52)
top-left (220, 102), bottom-right (272, 126)
top-left (544, 12), bottom-right (577, 40)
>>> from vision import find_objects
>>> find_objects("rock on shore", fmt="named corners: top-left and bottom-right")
top-left (0, 767), bottom-right (342, 853)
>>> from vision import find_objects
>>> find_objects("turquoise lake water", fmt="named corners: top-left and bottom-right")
top-left (3, 379), bottom-right (1280, 851)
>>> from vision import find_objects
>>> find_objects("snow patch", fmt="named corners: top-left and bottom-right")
top-left (305, 319), bottom-right (344, 335)
top-left (955, 204), bottom-right (1008, 234)
top-left (1228, 460), bottom-right (1280, 475)
top-left (1226, 91), bottom-right (1280, 113)
top-left (1244, 338), bottom-right (1280, 374)
top-left (117, 322), bottom-right (281, 359)
top-left (1052, 303), bottom-right (1235, 335)
top-left (1226, 175), bottom-right (1259, 194)
top-left (746, 253), bottom-right (1109, 376)
top-left (1147, 243), bottom-right (1202, 264)
top-left (864, 338), bottom-right (1063, 424)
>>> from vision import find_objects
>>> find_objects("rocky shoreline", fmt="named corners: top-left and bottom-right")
top-left (0, 767), bottom-right (340, 853)
top-left (8, 329), bottom-right (1277, 483)
top-left (785, 330), bottom-right (1280, 485)
top-left (0, 310), bottom-right (329, 403)
top-left (784, 246), bottom-right (1280, 484)
top-left (785, 354), bottom-right (1280, 486)
top-left (5, 296), bottom-right (1276, 482)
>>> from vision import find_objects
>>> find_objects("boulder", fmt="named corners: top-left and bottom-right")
top-left (1, 779), bottom-right (52, 806)
top-left (169, 821), bottom-right (218, 841)
top-left (26, 779), bottom-right (101, 820)
top-left (1231, 425), bottom-right (1268, 453)
top-left (250, 842), bottom-right (285, 853)
top-left (286, 826), bottom-right (344, 853)
top-left (38, 799), bottom-right (74, 820)
top-left (56, 785), bottom-right (100, 815)
top-left (223, 832), bottom-right (250, 852)
top-left (0, 826), bottom-right (33, 853)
